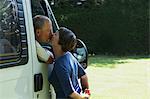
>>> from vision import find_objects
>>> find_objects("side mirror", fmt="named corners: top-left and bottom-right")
top-left (72, 39), bottom-right (88, 69)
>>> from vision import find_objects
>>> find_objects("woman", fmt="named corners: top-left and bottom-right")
top-left (48, 27), bottom-right (90, 99)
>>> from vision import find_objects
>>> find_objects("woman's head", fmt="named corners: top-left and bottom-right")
top-left (52, 27), bottom-right (77, 52)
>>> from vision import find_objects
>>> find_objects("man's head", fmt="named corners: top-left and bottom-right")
top-left (52, 27), bottom-right (77, 52)
top-left (33, 15), bottom-right (53, 43)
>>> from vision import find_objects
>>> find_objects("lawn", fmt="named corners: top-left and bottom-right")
top-left (86, 56), bottom-right (150, 99)
top-left (88, 55), bottom-right (150, 68)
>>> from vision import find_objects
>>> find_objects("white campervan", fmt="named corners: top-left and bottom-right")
top-left (0, 0), bottom-right (88, 99)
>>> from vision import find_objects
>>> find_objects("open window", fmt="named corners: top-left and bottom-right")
top-left (31, 0), bottom-right (59, 63)
top-left (31, 0), bottom-right (59, 33)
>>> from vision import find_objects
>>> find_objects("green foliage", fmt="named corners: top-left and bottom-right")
top-left (51, 0), bottom-right (149, 55)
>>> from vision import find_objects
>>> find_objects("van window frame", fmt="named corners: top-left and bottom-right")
top-left (40, 0), bottom-right (59, 32)
top-left (31, 0), bottom-right (59, 63)
top-left (0, 0), bottom-right (28, 68)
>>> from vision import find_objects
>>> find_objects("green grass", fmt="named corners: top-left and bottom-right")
top-left (87, 56), bottom-right (150, 99)
top-left (88, 55), bottom-right (150, 68)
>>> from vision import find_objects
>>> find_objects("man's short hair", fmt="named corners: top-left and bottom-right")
top-left (33, 15), bottom-right (51, 32)
top-left (58, 27), bottom-right (77, 52)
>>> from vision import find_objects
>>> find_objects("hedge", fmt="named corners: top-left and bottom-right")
top-left (51, 0), bottom-right (149, 55)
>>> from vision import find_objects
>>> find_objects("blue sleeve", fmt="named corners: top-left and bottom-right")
top-left (54, 61), bottom-right (74, 97)
top-left (78, 62), bottom-right (86, 78)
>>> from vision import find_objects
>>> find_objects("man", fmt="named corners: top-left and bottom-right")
top-left (33, 15), bottom-right (54, 64)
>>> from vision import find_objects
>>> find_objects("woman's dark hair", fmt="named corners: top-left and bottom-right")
top-left (58, 27), bottom-right (77, 52)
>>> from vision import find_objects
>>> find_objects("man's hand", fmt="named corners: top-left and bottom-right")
top-left (46, 50), bottom-right (54, 64)
top-left (46, 56), bottom-right (54, 64)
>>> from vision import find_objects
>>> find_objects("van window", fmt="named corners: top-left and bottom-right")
top-left (0, 0), bottom-right (28, 68)
top-left (31, 0), bottom-right (59, 33)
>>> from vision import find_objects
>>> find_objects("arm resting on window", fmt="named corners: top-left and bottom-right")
top-left (36, 41), bottom-right (54, 63)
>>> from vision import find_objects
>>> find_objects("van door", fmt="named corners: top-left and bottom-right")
top-left (29, 0), bottom-right (59, 99)
top-left (0, 0), bottom-right (33, 99)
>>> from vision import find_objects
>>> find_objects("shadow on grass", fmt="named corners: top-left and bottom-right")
top-left (88, 55), bottom-right (150, 68)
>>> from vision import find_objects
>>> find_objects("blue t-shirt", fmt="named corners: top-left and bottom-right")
top-left (48, 52), bottom-right (86, 99)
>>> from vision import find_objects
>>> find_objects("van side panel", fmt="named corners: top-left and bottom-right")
top-left (0, 65), bottom-right (33, 99)
top-left (0, 0), bottom-right (33, 99)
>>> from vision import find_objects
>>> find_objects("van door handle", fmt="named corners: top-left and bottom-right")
top-left (34, 73), bottom-right (43, 92)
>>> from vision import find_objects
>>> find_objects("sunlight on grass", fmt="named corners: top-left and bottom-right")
top-left (88, 55), bottom-right (150, 68)
top-left (87, 56), bottom-right (150, 99)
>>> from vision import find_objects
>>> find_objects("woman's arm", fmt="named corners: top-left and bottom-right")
top-left (80, 74), bottom-right (89, 91)
top-left (78, 63), bottom-right (90, 92)
top-left (70, 91), bottom-right (89, 99)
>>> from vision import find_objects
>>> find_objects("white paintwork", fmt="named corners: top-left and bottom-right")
top-left (0, 0), bottom-right (55, 99)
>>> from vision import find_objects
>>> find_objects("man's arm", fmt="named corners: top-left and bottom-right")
top-left (36, 41), bottom-right (54, 64)
top-left (45, 49), bottom-right (54, 64)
